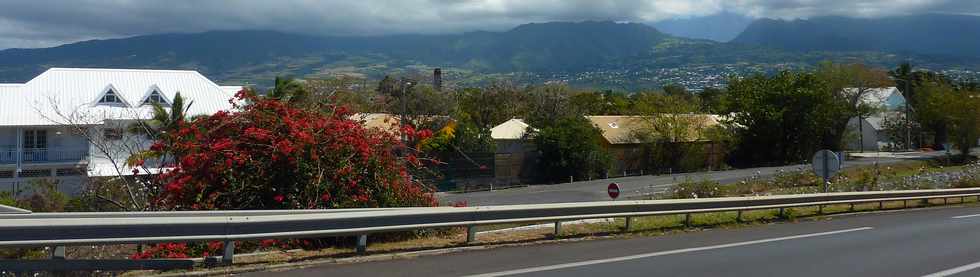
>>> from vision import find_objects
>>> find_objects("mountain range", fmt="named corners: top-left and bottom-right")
top-left (732, 14), bottom-right (980, 58)
top-left (1, 14), bottom-right (979, 89)
top-left (652, 12), bottom-right (754, 42)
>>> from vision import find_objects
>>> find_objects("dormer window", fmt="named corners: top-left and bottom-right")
top-left (99, 89), bottom-right (122, 104)
top-left (143, 90), bottom-right (168, 106)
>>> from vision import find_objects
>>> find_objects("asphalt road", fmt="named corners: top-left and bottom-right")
top-left (252, 205), bottom-right (980, 277)
top-left (438, 155), bottom-right (923, 206)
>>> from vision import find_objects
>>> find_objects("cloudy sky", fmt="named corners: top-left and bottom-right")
top-left (1, 0), bottom-right (977, 49)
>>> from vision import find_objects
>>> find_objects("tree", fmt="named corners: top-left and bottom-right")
top-left (663, 84), bottom-right (694, 100)
top-left (268, 76), bottom-right (309, 105)
top-left (148, 89), bottom-right (436, 210)
top-left (697, 87), bottom-right (726, 113)
top-left (125, 92), bottom-right (193, 166)
top-left (948, 91), bottom-right (980, 156)
top-left (630, 92), bottom-right (702, 142)
top-left (457, 81), bottom-right (528, 130)
top-left (568, 90), bottom-right (630, 115)
top-left (532, 117), bottom-right (611, 182)
top-left (525, 84), bottom-right (577, 126)
top-left (814, 62), bottom-right (893, 150)
top-left (917, 81), bottom-right (980, 155)
top-left (630, 91), bottom-right (716, 172)
top-left (304, 76), bottom-right (376, 113)
top-left (890, 62), bottom-right (952, 148)
top-left (724, 71), bottom-right (843, 166)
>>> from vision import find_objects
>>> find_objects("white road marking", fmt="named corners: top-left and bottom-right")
top-left (922, 260), bottom-right (980, 277)
top-left (464, 227), bottom-right (874, 277)
top-left (951, 214), bottom-right (980, 219)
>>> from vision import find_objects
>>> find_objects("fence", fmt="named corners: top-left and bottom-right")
top-left (3, 187), bottom-right (980, 272)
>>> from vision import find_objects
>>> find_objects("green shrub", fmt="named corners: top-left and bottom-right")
top-left (0, 191), bottom-right (15, 207)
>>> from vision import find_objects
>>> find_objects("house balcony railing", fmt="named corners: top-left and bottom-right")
top-left (0, 148), bottom-right (89, 164)
top-left (0, 148), bottom-right (14, 164)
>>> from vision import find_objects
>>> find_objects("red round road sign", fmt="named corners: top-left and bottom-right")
top-left (607, 183), bottom-right (621, 199)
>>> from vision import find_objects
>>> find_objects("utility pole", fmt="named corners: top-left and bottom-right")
top-left (398, 79), bottom-right (414, 144)
top-left (904, 76), bottom-right (912, 151)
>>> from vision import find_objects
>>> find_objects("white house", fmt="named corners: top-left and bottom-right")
top-left (0, 68), bottom-right (241, 194)
top-left (845, 87), bottom-right (906, 151)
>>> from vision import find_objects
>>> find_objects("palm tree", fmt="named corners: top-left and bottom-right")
top-left (130, 92), bottom-right (193, 138)
top-left (126, 92), bottom-right (192, 166)
top-left (268, 76), bottom-right (308, 104)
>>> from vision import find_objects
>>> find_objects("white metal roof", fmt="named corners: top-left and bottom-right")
top-left (491, 118), bottom-right (533, 140)
top-left (849, 87), bottom-right (906, 111)
top-left (0, 68), bottom-right (239, 126)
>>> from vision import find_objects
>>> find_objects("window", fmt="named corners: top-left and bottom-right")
top-left (99, 89), bottom-right (122, 104)
top-left (143, 90), bottom-right (169, 106)
top-left (24, 130), bottom-right (47, 149)
top-left (103, 128), bottom-right (123, 140)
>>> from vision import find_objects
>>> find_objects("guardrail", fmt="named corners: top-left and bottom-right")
top-left (3, 187), bottom-right (980, 272)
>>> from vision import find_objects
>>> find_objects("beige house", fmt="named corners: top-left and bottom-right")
top-left (489, 118), bottom-right (537, 183)
top-left (585, 115), bottom-right (724, 175)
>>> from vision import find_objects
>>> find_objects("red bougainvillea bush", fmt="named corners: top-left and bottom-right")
top-left (147, 89), bottom-right (436, 210)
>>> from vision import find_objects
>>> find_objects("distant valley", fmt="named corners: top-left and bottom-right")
top-left (2, 14), bottom-right (980, 90)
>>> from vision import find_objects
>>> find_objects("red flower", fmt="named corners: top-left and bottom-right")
top-left (147, 95), bottom-right (436, 211)
top-left (418, 129), bottom-right (433, 139)
top-left (260, 239), bottom-right (278, 248)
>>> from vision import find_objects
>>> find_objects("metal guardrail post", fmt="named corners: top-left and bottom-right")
top-left (624, 216), bottom-right (633, 231)
top-left (778, 207), bottom-right (785, 218)
top-left (356, 234), bottom-right (368, 254)
top-left (736, 210), bottom-right (743, 222)
top-left (903, 200), bottom-right (908, 208)
top-left (466, 226), bottom-right (477, 244)
top-left (553, 221), bottom-right (562, 237)
top-left (51, 246), bottom-right (65, 260)
top-left (879, 201), bottom-right (884, 209)
top-left (943, 198), bottom-right (948, 205)
top-left (684, 213), bottom-right (692, 227)
top-left (222, 241), bottom-right (234, 264)
top-left (849, 203), bottom-right (855, 212)
top-left (817, 205), bottom-right (823, 215)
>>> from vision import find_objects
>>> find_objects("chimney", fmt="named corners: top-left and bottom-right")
top-left (433, 68), bottom-right (443, 91)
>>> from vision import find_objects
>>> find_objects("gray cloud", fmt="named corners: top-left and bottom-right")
top-left (0, 0), bottom-right (976, 49)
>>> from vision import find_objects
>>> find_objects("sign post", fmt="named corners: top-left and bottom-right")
top-left (943, 143), bottom-right (953, 166)
top-left (812, 150), bottom-right (841, 193)
top-left (607, 183), bottom-right (621, 200)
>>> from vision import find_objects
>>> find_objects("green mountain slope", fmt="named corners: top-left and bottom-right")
top-left (1, 19), bottom-right (979, 88)
top-left (732, 14), bottom-right (980, 58)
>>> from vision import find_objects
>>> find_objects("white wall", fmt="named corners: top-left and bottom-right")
top-left (86, 120), bottom-right (158, 176)
top-left (845, 117), bottom-right (880, 151)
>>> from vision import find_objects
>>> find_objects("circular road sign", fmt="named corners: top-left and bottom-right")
top-left (812, 149), bottom-right (841, 181)
top-left (608, 183), bottom-right (621, 199)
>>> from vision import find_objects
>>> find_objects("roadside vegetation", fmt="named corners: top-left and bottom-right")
top-left (670, 159), bottom-right (980, 200)
top-left (7, 60), bottom-right (980, 272)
